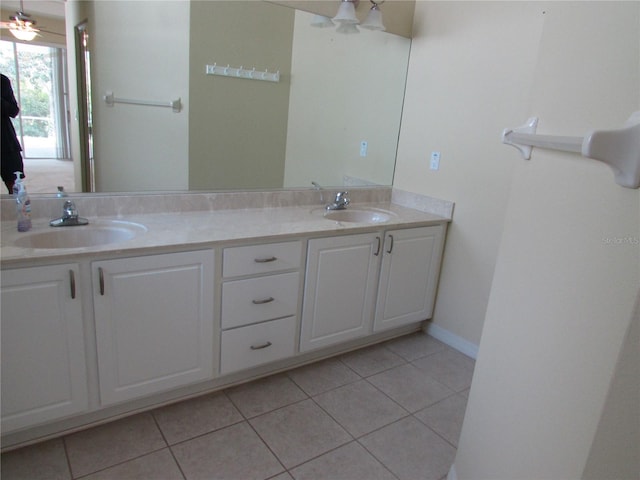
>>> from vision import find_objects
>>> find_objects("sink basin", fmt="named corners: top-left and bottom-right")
top-left (323, 208), bottom-right (396, 224)
top-left (14, 221), bottom-right (147, 249)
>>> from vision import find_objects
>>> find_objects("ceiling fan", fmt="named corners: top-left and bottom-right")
top-left (1, 0), bottom-right (64, 41)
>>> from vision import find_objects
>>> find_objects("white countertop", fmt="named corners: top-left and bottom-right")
top-left (1, 202), bottom-right (449, 267)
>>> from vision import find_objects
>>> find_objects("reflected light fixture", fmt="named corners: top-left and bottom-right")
top-left (312, 0), bottom-right (385, 34)
top-left (335, 23), bottom-right (360, 35)
top-left (361, 0), bottom-right (386, 31)
top-left (310, 14), bottom-right (335, 28)
top-left (8, 2), bottom-right (39, 41)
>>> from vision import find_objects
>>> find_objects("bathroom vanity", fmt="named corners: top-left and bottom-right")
top-left (0, 189), bottom-right (451, 449)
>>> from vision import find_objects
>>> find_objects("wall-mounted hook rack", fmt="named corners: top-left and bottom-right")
top-left (103, 91), bottom-right (182, 113)
top-left (502, 111), bottom-right (640, 188)
top-left (205, 63), bottom-right (280, 83)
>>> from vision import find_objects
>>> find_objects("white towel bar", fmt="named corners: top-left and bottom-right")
top-left (502, 112), bottom-right (640, 188)
top-left (103, 91), bottom-right (182, 113)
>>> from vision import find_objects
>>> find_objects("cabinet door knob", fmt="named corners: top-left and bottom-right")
top-left (250, 341), bottom-right (272, 350)
top-left (252, 297), bottom-right (275, 305)
top-left (254, 256), bottom-right (277, 263)
top-left (374, 236), bottom-right (381, 256)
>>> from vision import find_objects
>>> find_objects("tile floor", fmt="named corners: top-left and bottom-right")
top-left (1, 332), bottom-right (475, 480)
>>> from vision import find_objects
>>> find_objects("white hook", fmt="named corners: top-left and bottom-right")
top-left (224, 64), bottom-right (230, 75)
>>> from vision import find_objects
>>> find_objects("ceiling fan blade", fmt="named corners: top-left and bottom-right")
top-left (39, 28), bottom-right (64, 37)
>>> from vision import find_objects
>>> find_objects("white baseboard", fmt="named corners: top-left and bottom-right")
top-left (424, 322), bottom-right (479, 359)
top-left (447, 463), bottom-right (458, 480)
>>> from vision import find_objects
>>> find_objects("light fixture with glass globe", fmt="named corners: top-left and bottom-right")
top-left (332, 0), bottom-right (360, 25)
top-left (8, 12), bottom-right (39, 41)
top-left (310, 0), bottom-right (387, 35)
top-left (360, 0), bottom-right (386, 31)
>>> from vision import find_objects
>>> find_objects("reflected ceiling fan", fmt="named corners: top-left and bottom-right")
top-left (1, 0), bottom-right (64, 41)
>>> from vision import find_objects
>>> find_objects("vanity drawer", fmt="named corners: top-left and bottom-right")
top-left (220, 316), bottom-right (297, 374)
top-left (221, 272), bottom-right (300, 329)
top-left (223, 241), bottom-right (302, 278)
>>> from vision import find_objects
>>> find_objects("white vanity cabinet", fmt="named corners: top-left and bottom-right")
top-left (220, 241), bottom-right (302, 374)
top-left (1, 264), bottom-right (89, 432)
top-left (92, 250), bottom-right (215, 405)
top-left (300, 232), bottom-right (382, 352)
top-left (374, 225), bottom-right (446, 331)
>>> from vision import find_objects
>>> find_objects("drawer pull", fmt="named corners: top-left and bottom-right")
top-left (374, 236), bottom-right (381, 256)
top-left (250, 341), bottom-right (273, 350)
top-left (254, 256), bottom-right (277, 263)
top-left (252, 296), bottom-right (275, 305)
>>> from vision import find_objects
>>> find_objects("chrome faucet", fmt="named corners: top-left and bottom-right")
top-left (50, 199), bottom-right (89, 227)
top-left (326, 191), bottom-right (350, 210)
top-left (311, 181), bottom-right (324, 204)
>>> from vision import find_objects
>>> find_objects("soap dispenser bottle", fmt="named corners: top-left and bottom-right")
top-left (13, 171), bottom-right (32, 232)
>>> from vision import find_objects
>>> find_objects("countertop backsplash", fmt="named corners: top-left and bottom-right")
top-left (1, 187), bottom-right (453, 222)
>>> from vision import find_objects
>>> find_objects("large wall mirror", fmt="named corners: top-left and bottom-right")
top-left (6, 0), bottom-right (412, 194)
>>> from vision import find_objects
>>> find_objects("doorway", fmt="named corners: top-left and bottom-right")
top-left (0, 40), bottom-right (74, 193)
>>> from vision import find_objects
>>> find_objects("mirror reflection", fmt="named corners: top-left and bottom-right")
top-left (4, 0), bottom-right (411, 194)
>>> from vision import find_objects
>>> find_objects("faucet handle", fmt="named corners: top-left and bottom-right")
top-left (63, 200), bottom-right (78, 218)
top-left (335, 191), bottom-right (349, 202)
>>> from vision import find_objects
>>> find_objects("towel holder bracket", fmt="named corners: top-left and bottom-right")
top-left (502, 112), bottom-right (640, 189)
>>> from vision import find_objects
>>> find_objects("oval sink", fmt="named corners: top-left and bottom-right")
top-left (323, 208), bottom-right (396, 224)
top-left (14, 221), bottom-right (147, 249)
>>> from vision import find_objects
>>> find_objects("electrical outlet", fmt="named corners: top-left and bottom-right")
top-left (430, 151), bottom-right (441, 170)
top-left (360, 141), bottom-right (368, 157)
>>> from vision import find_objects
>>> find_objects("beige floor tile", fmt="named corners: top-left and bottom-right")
top-left (290, 441), bottom-right (396, 480)
top-left (384, 331), bottom-right (447, 361)
top-left (152, 391), bottom-right (244, 444)
top-left (4, 334), bottom-right (467, 480)
top-left (64, 413), bottom-right (166, 478)
top-left (368, 364), bottom-right (454, 412)
top-left (287, 358), bottom-right (360, 396)
top-left (226, 373), bottom-right (308, 418)
top-left (414, 394), bottom-right (469, 447)
top-left (172, 421), bottom-right (283, 480)
top-left (412, 349), bottom-right (475, 392)
top-left (340, 343), bottom-right (406, 377)
top-left (80, 449), bottom-right (183, 480)
top-left (0, 438), bottom-right (70, 480)
top-left (360, 416), bottom-right (456, 480)
top-left (313, 380), bottom-right (408, 437)
top-left (250, 399), bottom-right (352, 469)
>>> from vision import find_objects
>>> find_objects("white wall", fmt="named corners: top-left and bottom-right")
top-left (394, 1), bottom-right (547, 346)
top-left (90, 1), bottom-right (189, 192)
top-left (582, 291), bottom-right (640, 480)
top-left (418, 2), bottom-right (639, 478)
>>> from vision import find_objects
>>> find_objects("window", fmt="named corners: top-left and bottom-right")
top-left (0, 40), bottom-right (70, 160)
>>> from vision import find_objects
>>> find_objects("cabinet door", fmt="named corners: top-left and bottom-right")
top-left (1, 264), bottom-right (88, 432)
top-left (374, 225), bottom-right (445, 332)
top-left (300, 233), bottom-right (381, 352)
top-left (93, 251), bottom-right (214, 405)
